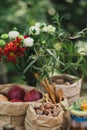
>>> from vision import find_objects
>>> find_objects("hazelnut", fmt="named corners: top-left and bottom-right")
top-left (40, 105), bottom-right (45, 111)
top-left (52, 105), bottom-right (57, 110)
top-left (44, 102), bottom-right (51, 109)
top-left (44, 109), bottom-right (51, 115)
top-left (50, 104), bottom-right (54, 109)
top-left (49, 108), bottom-right (53, 112)
top-left (56, 79), bottom-right (64, 84)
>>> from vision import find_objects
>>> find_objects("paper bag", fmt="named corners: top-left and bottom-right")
top-left (51, 74), bottom-right (82, 105)
top-left (25, 103), bottom-right (64, 130)
top-left (0, 84), bottom-right (44, 130)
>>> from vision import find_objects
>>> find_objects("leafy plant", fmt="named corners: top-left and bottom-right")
top-left (0, 15), bottom-right (87, 86)
top-left (0, 22), bottom-right (60, 85)
top-left (53, 15), bottom-right (87, 79)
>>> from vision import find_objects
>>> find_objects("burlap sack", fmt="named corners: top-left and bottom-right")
top-left (25, 103), bottom-right (64, 130)
top-left (51, 74), bottom-right (82, 105)
top-left (0, 84), bottom-right (44, 130)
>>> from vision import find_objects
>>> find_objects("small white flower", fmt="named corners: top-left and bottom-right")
top-left (35, 22), bottom-right (41, 28)
top-left (8, 31), bottom-right (19, 39)
top-left (42, 26), bottom-right (48, 32)
top-left (43, 25), bottom-right (56, 34)
top-left (41, 23), bottom-right (46, 27)
top-left (24, 37), bottom-right (34, 47)
top-left (77, 47), bottom-right (87, 55)
top-left (35, 22), bottom-right (46, 28)
top-left (29, 26), bottom-right (40, 35)
top-left (75, 41), bottom-right (87, 55)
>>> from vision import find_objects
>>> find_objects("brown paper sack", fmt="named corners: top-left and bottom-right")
top-left (25, 103), bottom-right (64, 130)
top-left (58, 98), bottom-right (70, 130)
top-left (0, 84), bottom-right (44, 130)
top-left (51, 74), bottom-right (82, 105)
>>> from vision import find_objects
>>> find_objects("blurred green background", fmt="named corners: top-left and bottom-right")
top-left (0, 0), bottom-right (87, 34)
top-left (0, 0), bottom-right (87, 87)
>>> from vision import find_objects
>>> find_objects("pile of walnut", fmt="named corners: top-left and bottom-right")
top-left (34, 102), bottom-right (60, 117)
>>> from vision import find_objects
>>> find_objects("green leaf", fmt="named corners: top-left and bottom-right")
top-left (75, 56), bottom-right (83, 70)
top-left (46, 49), bottom-right (57, 59)
top-left (1, 33), bottom-right (8, 39)
top-left (13, 27), bottom-right (17, 31)
top-left (23, 57), bottom-right (38, 74)
top-left (18, 35), bottom-right (23, 39)
top-left (33, 66), bottom-right (42, 71)
top-left (0, 39), bottom-right (6, 46)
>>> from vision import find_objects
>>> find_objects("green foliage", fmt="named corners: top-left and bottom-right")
top-left (0, 0), bottom-right (54, 34)
top-left (0, 0), bottom-right (87, 84)
top-left (0, 22), bottom-right (60, 85)
top-left (59, 42), bottom-right (87, 78)
top-left (0, 39), bottom-right (5, 46)
top-left (51, 0), bottom-right (87, 33)
top-left (1, 34), bottom-right (8, 39)
top-left (51, 14), bottom-right (87, 79)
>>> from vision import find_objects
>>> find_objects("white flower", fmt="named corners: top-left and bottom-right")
top-left (75, 41), bottom-right (87, 55)
top-left (41, 23), bottom-right (46, 27)
top-left (75, 41), bottom-right (87, 49)
top-left (24, 37), bottom-right (34, 47)
top-left (8, 31), bottom-right (19, 39)
top-left (29, 26), bottom-right (40, 35)
top-left (77, 47), bottom-right (87, 55)
top-left (35, 22), bottom-right (41, 28)
top-left (43, 25), bottom-right (56, 34)
top-left (35, 22), bottom-right (46, 28)
top-left (42, 26), bottom-right (48, 32)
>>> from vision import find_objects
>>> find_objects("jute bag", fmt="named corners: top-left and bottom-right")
top-left (51, 74), bottom-right (82, 105)
top-left (25, 103), bottom-right (64, 130)
top-left (0, 84), bottom-right (44, 130)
